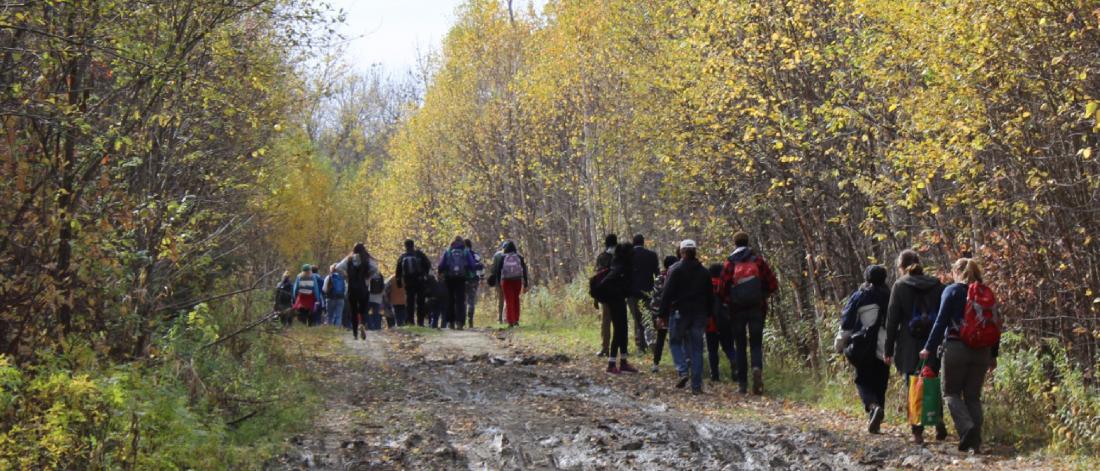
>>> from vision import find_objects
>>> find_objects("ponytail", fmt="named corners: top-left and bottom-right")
top-left (897, 249), bottom-right (923, 276)
top-left (952, 258), bottom-right (982, 284)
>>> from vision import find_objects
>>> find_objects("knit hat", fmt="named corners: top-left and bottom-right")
top-left (864, 265), bottom-right (887, 286)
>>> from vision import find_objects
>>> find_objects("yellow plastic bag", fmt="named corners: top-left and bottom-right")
top-left (908, 374), bottom-right (923, 426)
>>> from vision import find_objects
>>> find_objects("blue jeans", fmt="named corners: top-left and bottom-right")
top-left (326, 298), bottom-right (345, 327)
top-left (367, 302), bottom-right (382, 330)
top-left (669, 311), bottom-right (707, 390)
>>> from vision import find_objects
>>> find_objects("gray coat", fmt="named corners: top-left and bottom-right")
top-left (884, 273), bottom-right (943, 376)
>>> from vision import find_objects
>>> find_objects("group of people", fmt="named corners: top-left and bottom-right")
top-left (275, 230), bottom-right (1001, 454)
top-left (274, 238), bottom-right (531, 337)
top-left (589, 232), bottom-right (778, 398)
top-left (590, 232), bottom-right (1000, 454)
top-left (836, 250), bottom-right (1000, 453)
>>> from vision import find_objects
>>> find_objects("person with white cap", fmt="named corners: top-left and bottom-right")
top-left (658, 239), bottom-right (715, 394)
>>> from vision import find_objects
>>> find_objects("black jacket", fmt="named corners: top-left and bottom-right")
top-left (884, 273), bottom-right (944, 375)
top-left (395, 249), bottom-right (431, 283)
top-left (630, 245), bottom-right (660, 294)
top-left (658, 259), bottom-right (714, 320)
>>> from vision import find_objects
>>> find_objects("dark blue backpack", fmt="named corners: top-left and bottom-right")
top-left (327, 273), bottom-right (346, 298)
top-left (446, 248), bottom-right (469, 280)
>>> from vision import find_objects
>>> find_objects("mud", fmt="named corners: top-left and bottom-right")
top-left (268, 329), bottom-right (1042, 470)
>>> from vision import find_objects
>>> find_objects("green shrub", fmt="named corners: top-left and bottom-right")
top-left (0, 297), bottom-right (319, 470)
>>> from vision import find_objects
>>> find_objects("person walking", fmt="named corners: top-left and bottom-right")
top-left (489, 240), bottom-right (529, 327)
top-left (883, 249), bottom-right (949, 445)
top-left (490, 244), bottom-right (506, 324)
top-left (595, 242), bottom-right (639, 374)
top-left (921, 258), bottom-right (1000, 452)
top-left (629, 234), bottom-right (660, 353)
top-left (438, 236), bottom-right (479, 329)
top-left (719, 232), bottom-right (779, 395)
top-left (309, 265), bottom-right (325, 326)
top-left (650, 255), bottom-right (679, 372)
top-left (274, 271), bottom-right (295, 326)
top-left (291, 264), bottom-right (319, 326)
top-left (595, 234), bottom-right (618, 357)
top-left (323, 264), bottom-right (347, 328)
top-left (835, 265), bottom-right (891, 434)
top-left (396, 239), bottom-right (432, 326)
top-left (384, 274), bottom-right (408, 326)
top-left (367, 269), bottom-right (385, 330)
top-left (706, 263), bottom-right (738, 383)
top-left (658, 240), bottom-right (713, 394)
top-left (337, 243), bottom-right (378, 340)
top-left (464, 239), bottom-right (484, 328)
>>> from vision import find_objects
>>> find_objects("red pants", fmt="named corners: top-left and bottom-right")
top-left (501, 279), bottom-right (523, 325)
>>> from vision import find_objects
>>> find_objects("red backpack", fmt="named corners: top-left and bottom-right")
top-left (727, 260), bottom-right (764, 309)
top-left (959, 282), bottom-right (1002, 349)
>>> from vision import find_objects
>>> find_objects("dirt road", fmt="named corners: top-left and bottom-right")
top-left (269, 328), bottom-right (1044, 470)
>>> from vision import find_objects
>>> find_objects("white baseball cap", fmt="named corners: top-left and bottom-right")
top-left (680, 239), bottom-right (697, 249)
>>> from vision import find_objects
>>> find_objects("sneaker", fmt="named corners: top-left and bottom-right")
top-left (675, 375), bottom-right (689, 389)
top-left (596, 350), bottom-right (608, 358)
top-left (691, 387), bottom-right (702, 396)
top-left (751, 368), bottom-right (764, 395)
top-left (737, 383), bottom-right (748, 395)
top-left (619, 360), bottom-right (639, 373)
top-left (650, 364), bottom-right (659, 373)
top-left (606, 364), bottom-right (621, 375)
top-left (710, 375), bottom-right (720, 383)
top-left (868, 406), bottom-right (884, 434)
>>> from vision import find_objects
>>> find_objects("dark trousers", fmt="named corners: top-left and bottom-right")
top-left (445, 277), bottom-right (467, 329)
top-left (652, 328), bottom-right (668, 365)
top-left (706, 325), bottom-right (737, 381)
top-left (393, 305), bottom-right (407, 326)
top-left (607, 297), bottom-right (629, 359)
top-left (732, 310), bottom-right (765, 386)
top-left (296, 308), bottom-right (310, 325)
top-left (348, 294), bottom-right (369, 335)
top-left (404, 281), bottom-right (427, 326)
top-left (855, 359), bottom-right (890, 412)
top-left (466, 282), bottom-right (478, 327)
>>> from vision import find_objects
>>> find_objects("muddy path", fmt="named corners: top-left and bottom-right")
top-left (269, 329), bottom-right (1046, 470)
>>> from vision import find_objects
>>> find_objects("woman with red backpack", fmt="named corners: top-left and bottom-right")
top-left (920, 258), bottom-right (1000, 453)
top-left (489, 240), bottom-right (528, 327)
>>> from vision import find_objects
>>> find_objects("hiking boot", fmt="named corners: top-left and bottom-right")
top-left (751, 368), bottom-right (764, 395)
top-left (737, 383), bottom-right (749, 395)
top-left (935, 424), bottom-right (948, 442)
top-left (691, 387), bottom-right (703, 396)
top-left (606, 364), bottom-right (621, 375)
top-left (912, 431), bottom-right (925, 446)
top-left (710, 374), bottom-right (720, 383)
top-left (868, 406), bottom-right (885, 434)
top-left (619, 360), bottom-right (639, 373)
top-left (650, 364), bottom-right (659, 373)
top-left (675, 375), bottom-right (689, 389)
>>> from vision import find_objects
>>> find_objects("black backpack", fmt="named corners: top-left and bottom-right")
top-left (401, 253), bottom-right (424, 279)
top-left (369, 272), bottom-right (385, 294)
top-left (276, 281), bottom-right (293, 307)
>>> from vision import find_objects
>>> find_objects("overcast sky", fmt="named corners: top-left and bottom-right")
top-left (325, 0), bottom-right (546, 74)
